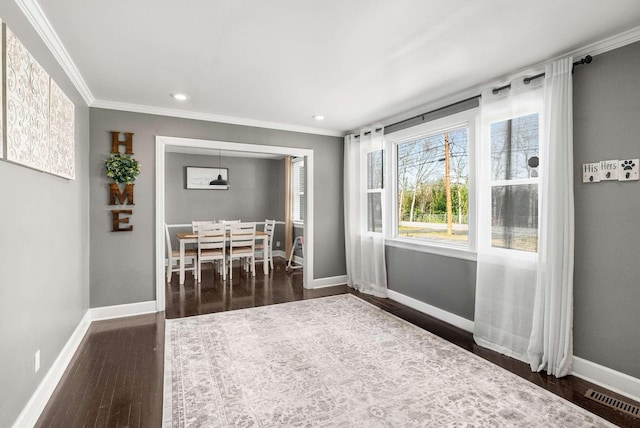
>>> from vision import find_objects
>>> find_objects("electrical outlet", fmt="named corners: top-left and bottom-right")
top-left (276, 241), bottom-right (280, 248)
top-left (34, 350), bottom-right (40, 373)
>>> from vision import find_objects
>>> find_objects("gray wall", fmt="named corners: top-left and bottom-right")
top-left (572, 41), bottom-right (640, 378)
top-left (165, 152), bottom-right (286, 251)
top-left (0, 3), bottom-right (90, 426)
top-left (385, 40), bottom-right (640, 380)
top-left (90, 108), bottom-right (345, 307)
top-left (386, 248), bottom-right (476, 320)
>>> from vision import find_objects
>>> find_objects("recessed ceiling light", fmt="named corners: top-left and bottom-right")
top-left (313, 115), bottom-right (325, 121)
top-left (171, 93), bottom-right (188, 101)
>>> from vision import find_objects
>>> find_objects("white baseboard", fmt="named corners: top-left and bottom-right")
top-left (387, 290), bottom-right (640, 403)
top-left (272, 250), bottom-right (302, 265)
top-left (386, 289), bottom-right (475, 333)
top-left (12, 309), bottom-right (92, 428)
top-left (89, 300), bottom-right (157, 321)
top-left (310, 275), bottom-right (348, 289)
top-left (572, 356), bottom-right (640, 403)
top-left (13, 301), bottom-right (159, 427)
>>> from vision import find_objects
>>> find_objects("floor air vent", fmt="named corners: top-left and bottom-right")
top-left (585, 388), bottom-right (640, 419)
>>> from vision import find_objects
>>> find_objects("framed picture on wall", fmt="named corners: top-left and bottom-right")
top-left (185, 166), bottom-right (229, 189)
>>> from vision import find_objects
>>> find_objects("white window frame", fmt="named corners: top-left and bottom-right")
top-left (479, 97), bottom-right (542, 261)
top-left (292, 157), bottom-right (305, 225)
top-left (384, 109), bottom-right (478, 261)
top-left (365, 149), bottom-right (384, 234)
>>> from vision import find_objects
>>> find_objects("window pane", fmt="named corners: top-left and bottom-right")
top-left (396, 128), bottom-right (468, 243)
top-left (367, 150), bottom-right (384, 189)
top-left (367, 192), bottom-right (382, 233)
top-left (491, 184), bottom-right (538, 252)
top-left (292, 161), bottom-right (304, 222)
top-left (491, 113), bottom-right (539, 181)
top-left (298, 193), bottom-right (305, 221)
top-left (298, 164), bottom-right (305, 193)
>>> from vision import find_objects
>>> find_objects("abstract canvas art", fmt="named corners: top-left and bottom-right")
top-left (2, 23), bottom-right (75, 179)
top-left (5, 25), bottom-right (51, 172)
top-left (49, 78), bottom-right (75, 179)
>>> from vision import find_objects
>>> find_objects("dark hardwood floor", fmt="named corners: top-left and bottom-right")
top-left (36, 259), bottom-right (640, 427)
top-left (36, 312), bottom-right (165, 428)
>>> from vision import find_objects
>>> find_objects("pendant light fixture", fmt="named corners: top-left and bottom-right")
top-left (209, 149), bottom-right (229, 187)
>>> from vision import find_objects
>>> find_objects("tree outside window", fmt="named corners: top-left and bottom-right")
top-left (396, 127), bottom-right (469, 244)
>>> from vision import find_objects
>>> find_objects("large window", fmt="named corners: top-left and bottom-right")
top-left (387, 110), bottom-right (475, 251)
top-left (489, 113), bottom-right (539, 252)
top-left (292, 158), bottom-right (304, 223)
top-left (382, 90), bottom-right (545, 259)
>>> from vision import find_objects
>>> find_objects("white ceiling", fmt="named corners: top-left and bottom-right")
top-left (30, 0), bottom-right (640, 135)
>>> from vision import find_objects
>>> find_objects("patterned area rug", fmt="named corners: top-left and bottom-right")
top-left (164, 294), bottom-right (614, 427)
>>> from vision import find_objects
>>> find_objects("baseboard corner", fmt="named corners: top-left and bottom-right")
top-left (310, 275), bottom-right (348, 289)
top-left (89, 300), bottom-right (158, 321)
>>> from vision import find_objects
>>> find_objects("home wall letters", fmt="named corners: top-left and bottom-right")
top-left (108, 131), bottom-right (138, 232)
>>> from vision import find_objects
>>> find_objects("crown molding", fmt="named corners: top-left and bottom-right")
top-left (573, 25), bottom-right (640, 58)
top-left (91, 100), bottom-right (345, 137)
top-left (14, 0), bottom-right (94, 105)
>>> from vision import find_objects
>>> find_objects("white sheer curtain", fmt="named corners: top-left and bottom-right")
top-left (474, 77), bottom-right (544, 362)
top-left (474, 58), bottom-right (575, 377)
top-left (527, 58), bottom-right (574, 377)
top-left (344, 128), bottom-right (387, 297)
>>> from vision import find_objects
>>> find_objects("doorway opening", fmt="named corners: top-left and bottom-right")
top-left (155, 135), bottom-right (314, 311)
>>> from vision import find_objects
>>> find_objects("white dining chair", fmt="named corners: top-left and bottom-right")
top-left (228, 222), bottom-right (256, 279)
top-left (255, 219), bottom-right (276, 270)
top-left (197, 223), bottom-right (226, 282)
top-left (165, 224), bottom-right (197, 282)
top-left (220, 219), bottom-right (240, 229)
top-left (192, 220), bottom-right (216, 232)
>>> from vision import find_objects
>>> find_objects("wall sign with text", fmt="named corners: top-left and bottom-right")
top-left (107, 131), bottom-right (140, 232)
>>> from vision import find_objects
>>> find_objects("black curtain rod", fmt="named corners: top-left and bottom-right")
top-left (367, 55), bottom-right (592, 133)
top-left (493, 55), bottom-right (592, 94)
top-left (354, 128), bottom-right (383, 138)
top-left (382, 95), bottom-right (481, 133)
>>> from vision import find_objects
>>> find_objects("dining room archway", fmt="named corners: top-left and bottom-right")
top-left (154, 135), bottom-right (314, 311)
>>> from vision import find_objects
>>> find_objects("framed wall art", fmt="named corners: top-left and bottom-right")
top-left (1, 23), bottom-right (76, 179)
top-left (185, 166), bottom-right (229, 190)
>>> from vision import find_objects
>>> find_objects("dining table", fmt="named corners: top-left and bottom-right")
top-left (176, 230), bottom-right (269, 284)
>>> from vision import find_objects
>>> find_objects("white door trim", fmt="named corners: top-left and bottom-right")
top-left (155, 136), bottom-right (314, 311)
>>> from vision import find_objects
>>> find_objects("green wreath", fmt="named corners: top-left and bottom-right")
top-left (105, 153), bottom-right (141, 184)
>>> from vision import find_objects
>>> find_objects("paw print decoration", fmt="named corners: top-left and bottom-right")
top-left (618, 159), bottom-right (639, 181)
